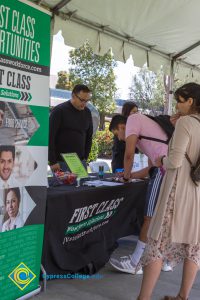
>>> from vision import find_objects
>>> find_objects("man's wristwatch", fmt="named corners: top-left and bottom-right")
top-left (123, 177), bottom-right (129, 182)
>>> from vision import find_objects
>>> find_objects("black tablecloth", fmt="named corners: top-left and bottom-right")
top-left (42, 180), bottom-right (148, 275)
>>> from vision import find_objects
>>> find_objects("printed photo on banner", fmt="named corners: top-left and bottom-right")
top-left (0, 145), bottom-right (37, 188)
top-left (0, 187), bottom-right (36, 232)
top-left (0, 100), bottom-right (40, 145)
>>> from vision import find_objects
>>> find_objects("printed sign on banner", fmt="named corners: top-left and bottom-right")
top-left (0, 0), bottom-right (50, 299)
top-left (0, 100), bottom-right (49, 146)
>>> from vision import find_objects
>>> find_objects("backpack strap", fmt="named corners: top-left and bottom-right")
top-left (185, 115), bottom-right (200, 167)
top-left (190, 115), bottom-right (200, 124)
top-left (138, 135), bottom-right (169, 144)
top-left (139, 116), bottom-right (200, 145)
top-left (185, 153), bottom-right (193, 167)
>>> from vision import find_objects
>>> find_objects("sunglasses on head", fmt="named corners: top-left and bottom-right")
top-left (174, 89), bottom-right (191, 103)
top-left (175, 94), bottom-right (191, 103)
top-left (175, 98), bottom-right (186, 103)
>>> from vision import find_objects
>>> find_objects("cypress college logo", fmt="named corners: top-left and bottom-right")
top-left (8, 262), bottom-right (36, 290)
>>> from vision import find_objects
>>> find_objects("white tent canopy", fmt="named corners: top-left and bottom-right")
top-left (30, 0), bottom-right (200, 82)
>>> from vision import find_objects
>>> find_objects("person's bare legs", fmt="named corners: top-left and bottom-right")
top-left (177, 258), bottom-right (199, 300)
top-left (137, 258), bottom-right (163, 300)
top-left (129, 217), bottom-right (151, 266)
top-left (139, 216), bottom-right (151, 242)
top-left (109, 217), bottom-right (152, 275)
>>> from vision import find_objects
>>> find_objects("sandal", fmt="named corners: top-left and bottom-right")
top-left (162, 295), bottom-right (188, 300)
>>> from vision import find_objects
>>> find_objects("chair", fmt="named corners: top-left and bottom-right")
top-left (89, 161), bottom-right (110, 173)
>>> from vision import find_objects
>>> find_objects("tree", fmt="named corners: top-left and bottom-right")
top-left (56, 71), bottom-right (72, 90)
top-left (151, 68), bottom-right (166, 114)
top-left (129, 66), bottom-right (166, 115)
top-left (152, 69), bottom-right (184, 115)
top-left (68, 41), bottom-right (117, 129)
top-left (129, 65), bottom-right (195, 115)
top-left (129, 66), bottom-right (157, 112)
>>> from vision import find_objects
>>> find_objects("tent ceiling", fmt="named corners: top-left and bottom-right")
top-left (29, 0), bottom-right (200, 79)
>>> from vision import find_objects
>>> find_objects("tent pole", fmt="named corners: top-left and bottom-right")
top-left (168, 59), bottom-right (174, 115)
top-left (50, 15), bottom-right (56, 58)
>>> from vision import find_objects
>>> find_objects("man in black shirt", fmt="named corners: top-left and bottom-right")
top-left (49, 84), bottom-right (93, 171)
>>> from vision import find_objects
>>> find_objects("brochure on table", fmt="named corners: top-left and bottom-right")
top-left (61, 153), bottom-right (88, 178)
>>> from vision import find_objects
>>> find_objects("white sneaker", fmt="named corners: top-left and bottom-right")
top-left (109, 255), bottom-right (143, 275)
top-left (162, 261), bottom-right (173, 272)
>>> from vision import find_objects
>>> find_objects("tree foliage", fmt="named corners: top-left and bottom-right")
top-left (56, 71), bottom-right (73, 90)
top-left (129, 65), bottom-right (195, 115)
top-left (129, 66), bottom-right (166, 114)
top-left (151, 69), bottom-right (166, 114)
top-left (68, 41), bottom-right (117, 129)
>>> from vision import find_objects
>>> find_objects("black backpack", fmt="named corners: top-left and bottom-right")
top-left (139, 115), bottom-right (175, 144)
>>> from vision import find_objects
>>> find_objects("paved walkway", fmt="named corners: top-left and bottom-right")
top-left (35, 236), bottom-right (200, 300)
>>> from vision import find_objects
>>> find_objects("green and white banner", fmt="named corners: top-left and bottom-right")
top-left (0, 0), bottom-right (50, 299)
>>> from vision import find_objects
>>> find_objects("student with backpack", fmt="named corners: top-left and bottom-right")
top-left (137, 83), bottom-right (200, 300)
top-left (109, 111), bottom-right (179, 274)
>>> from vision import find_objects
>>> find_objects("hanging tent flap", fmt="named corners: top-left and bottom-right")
top-left (30, 0), bottom-right (200, 78)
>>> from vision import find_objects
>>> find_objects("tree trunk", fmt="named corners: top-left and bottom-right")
top-left (164, 75), bottom-right (170, 114)
top-left (99, 113), bottom-right (105, 130)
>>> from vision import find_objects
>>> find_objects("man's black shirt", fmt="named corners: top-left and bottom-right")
top-left (48, 101), bottom-right (93, 165)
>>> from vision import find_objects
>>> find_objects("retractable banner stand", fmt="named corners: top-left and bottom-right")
top-left (0, 1), bottom-right (50, 299)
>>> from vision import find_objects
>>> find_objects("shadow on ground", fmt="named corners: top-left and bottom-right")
top-left (35, 236), bottom-right (200, 300)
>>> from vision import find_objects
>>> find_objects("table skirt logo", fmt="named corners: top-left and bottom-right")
top-left (8, 262), bottom-right (36, 290)
top-left (66, 197), bottom-right (124, 235)
top-left (63, 197), bottom-right (125, 244)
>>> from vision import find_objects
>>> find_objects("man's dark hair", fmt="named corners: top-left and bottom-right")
top-left (0, 101), bottom-right (5, 112)
top-left (0, 145), bottom-right (15, 160)
top-left (72, 84), bottom-right (91, 95)
top-left (109, 115), bottom-right (127, 132)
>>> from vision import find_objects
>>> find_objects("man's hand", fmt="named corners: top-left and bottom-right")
top-left (118, 177), bottom-right (131, 183)
top-left (123, 134), bottom-right (137, 179)
top-left (154, 157), bottom-right (163, 167)
top-left (50, 163), bottom-right (61, 172)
